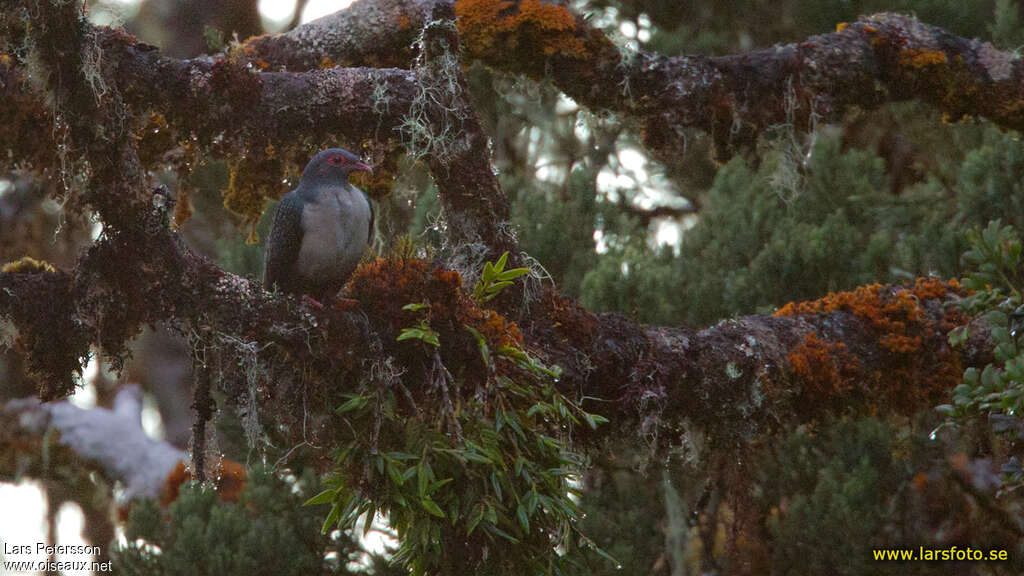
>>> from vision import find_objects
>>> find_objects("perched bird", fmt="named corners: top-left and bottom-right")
top-left (264, 148), bottom-right (374, 304)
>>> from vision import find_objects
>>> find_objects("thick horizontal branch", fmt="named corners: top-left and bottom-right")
top-left (6, 3), bottom-right (1020, 224)
top-left (104, 32), bottom-right (418, 154)
top-left (0, 274), bottom-right (993, 514)
top-left (237, 1), bottom-right (1024, 164)
top-left (0, 214), bottom-right (377, 400)
top-left (0, 30), bottom-right (417, 180)
top-left (13, 3), bottom-right (1020, 185)
top-left (2, 248), bottom-right (987, 453)
top-left (238, 0), bottom-right (434, 71)
top-left (526, 279), bottom-right (987, 447)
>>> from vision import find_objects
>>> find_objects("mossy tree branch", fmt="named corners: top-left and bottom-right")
top-left (523, 279), bottom-right (991, 450)
top-left (237, 0), bottom-right (434, 70)
top-left (4, 246), bottom-right (990, 457)
top-left (236, 1), bottom-right (1024, 166)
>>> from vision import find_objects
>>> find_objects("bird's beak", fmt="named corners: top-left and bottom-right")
top-left (354, 161), bottom-right (373, 173)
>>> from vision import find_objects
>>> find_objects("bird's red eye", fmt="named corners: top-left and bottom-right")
top-left (328, 156), bottom-right (345, 165)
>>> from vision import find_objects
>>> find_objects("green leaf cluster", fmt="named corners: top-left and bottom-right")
top-left (472, 251), bottom-right (530, 304)
top-left (943, 222), bottom-right (1024, 459)
top-left (319, 375), bottom-right (604, 573)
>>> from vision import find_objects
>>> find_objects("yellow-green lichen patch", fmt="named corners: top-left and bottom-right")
top-left (222, 146), bottom-right (305, 242)
top-left (135, 112), bottom-right (176, 167)
top-left (2, 256), bottom-right (56, 274)
top-left (223, 156), bottom-right (277, 241)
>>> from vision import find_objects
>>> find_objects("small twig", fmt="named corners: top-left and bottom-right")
top-left (286, 0), bottom-right (311, 32)
top-left (190, 347), bottom-right (214, 484)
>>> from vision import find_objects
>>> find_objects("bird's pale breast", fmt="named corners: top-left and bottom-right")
top-left (296, 184), bottom-right (370, 284)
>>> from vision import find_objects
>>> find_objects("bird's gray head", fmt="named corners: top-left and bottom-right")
top-left (301, 148), bottom-right (372, 184)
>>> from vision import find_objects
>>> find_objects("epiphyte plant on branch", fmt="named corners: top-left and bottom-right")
top-left (312, 252), bottom-right (610, 574)
top-left (472, 251), bottom-right (531, 304)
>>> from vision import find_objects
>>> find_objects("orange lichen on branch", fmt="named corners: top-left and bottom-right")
top-left (899, 48), bottom-right (948, 69)
top-left (914, 276), bottom-right (959, 299)
top-left (878, 333), bottom-right (922, 354)
top-left (777, 278), bottom-right (967, 415)
top-left (774, 278), bottom-right (959, 355)
top-left (877, 40), bottom-right (979, 121)
top-left (456, 0), bottom-right (586, 65)
top-left (788, 332), bottom-right (855, 414)
top-left (775, 282), bottom-right (922, 344)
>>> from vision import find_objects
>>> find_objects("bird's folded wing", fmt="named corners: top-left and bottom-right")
top-left (264, 192), bottom-right (304, 293)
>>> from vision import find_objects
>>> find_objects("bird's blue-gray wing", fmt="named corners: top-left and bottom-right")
top-left (264, 192), bottom-right (304, 294)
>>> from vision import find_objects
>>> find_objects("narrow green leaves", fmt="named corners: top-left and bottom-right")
top-left (473, 251), bottom-right (531, 304)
